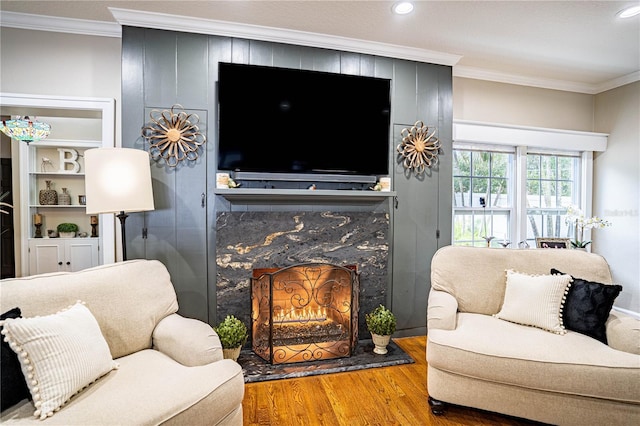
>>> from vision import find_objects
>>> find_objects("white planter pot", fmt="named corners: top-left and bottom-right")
top-left (59, 231), bottom-right (76, 238)
top-left (222, 346), bottom-right (242, 362)
top-left (371, 333), bottom-right (391, 355)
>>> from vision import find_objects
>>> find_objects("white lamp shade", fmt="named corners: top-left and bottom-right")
top-left (84, 148), bottom-right (155, 214)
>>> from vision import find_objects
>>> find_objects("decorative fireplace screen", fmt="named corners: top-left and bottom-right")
top-left (251, 263), bottom-right (359, 364)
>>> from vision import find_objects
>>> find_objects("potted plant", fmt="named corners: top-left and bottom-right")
top-left (564, 205), bottom-right (611, 250)
top-left (365, 304), bottom-right (396, 355)
top-left (214, 315), bottom-right (248, 362)
top-left (57, 222), bottom-right (79, 238)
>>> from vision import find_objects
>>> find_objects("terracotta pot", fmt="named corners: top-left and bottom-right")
top-left (371, 333), bottom-right (391, 355)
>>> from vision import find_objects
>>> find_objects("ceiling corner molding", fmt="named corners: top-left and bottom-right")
top-left (594, 71), bottom-right (640, 94)
top-left (108, 7), bottom-right (461, 66)
top-left (0, 11), bottom-right (121, 38)
top-left (453, 65), bottom-right (599, 94)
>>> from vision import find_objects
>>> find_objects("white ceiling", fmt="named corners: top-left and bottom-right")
top-left (1, 1), bottom-right (639, 94)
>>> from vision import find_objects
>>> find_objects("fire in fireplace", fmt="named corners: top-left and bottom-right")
top-left (251, 263), bottom-right (359, 364)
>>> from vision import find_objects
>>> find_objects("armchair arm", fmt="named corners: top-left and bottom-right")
top-left (606, 310), bottom-right (640, 355)
top-left (152, 313), bottom-right (224, 366)
top-left (427, 289), bottom-right (458, 332)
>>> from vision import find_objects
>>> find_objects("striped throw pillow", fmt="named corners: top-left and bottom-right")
top-left (494, 270), bottom-right (572, 334)
top-left (0, 302), bottom-right (118, 419)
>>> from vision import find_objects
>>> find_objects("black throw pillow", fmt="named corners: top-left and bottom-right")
top-left (1, 307), bottom-right (32, 411)
top-left (551, 269), bottom-right (622, 344)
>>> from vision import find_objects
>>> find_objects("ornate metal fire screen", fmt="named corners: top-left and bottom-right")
top-left (251, 263), bottom-right (360, 364)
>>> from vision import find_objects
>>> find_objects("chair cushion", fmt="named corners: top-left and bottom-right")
top-left (1, 302), bottom-right (118, 420)
top-left (427, 313), bottom-right (640, 403)
top-left (1, 349), bottom-right (245, 425)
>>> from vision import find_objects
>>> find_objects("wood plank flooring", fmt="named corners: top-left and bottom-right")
top-left (242, 335), bottom-right (539, 425)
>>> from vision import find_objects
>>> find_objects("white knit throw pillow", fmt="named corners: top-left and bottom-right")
top-left (494, 270), bottom-right (572, 334)
top-left (1, 302), bottom-right (118, 419)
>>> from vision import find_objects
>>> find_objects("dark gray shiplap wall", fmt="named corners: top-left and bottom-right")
top-left (121, 26), bottom-right (452, 336)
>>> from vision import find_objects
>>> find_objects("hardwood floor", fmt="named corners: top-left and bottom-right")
top-left (242, 335), bottom-right (538, 425)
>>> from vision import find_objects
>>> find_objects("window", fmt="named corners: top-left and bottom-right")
top-left (525, 152), bottom-right (580, 244)
top-left (453, 147), bottom-right (581, 247)
top-left (452, 121), bottom-right (606, 249)
top-left (453, 148), bottom-right (514, 247)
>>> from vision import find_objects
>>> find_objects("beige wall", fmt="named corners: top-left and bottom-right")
top-left (454, 76), bottom-right (640, 314)
top-left (453, 77), bottom-right (594, 131)
top-left (594, 81), bottom-right (640, 313)
top-left (1, 27), bottom-right (122, 275)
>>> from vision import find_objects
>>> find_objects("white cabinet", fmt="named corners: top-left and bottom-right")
top-left (28, 238), bottom-right (99, 274)
top-left (0, 93), bottom-right (116, 276)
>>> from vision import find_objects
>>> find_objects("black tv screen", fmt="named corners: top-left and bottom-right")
top-left (217, 63), bottom-right (391, 180)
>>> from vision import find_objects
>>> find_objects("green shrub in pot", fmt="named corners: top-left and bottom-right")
top-left (57, 223), bottom-right (79, 233)
top-left (365, 304), bottom-right (396, 336)
top-left (214, 315), bottom-right (248, 349)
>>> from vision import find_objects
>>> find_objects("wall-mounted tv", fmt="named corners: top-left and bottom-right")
top-left (217, 62), bottom-right (391, 183)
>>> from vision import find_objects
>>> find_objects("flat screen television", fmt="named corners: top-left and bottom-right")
top-left (217, 62), bottom-right (391, 183)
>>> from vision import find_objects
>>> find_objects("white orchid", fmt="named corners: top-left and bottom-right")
top-left (564, 204), bottom-right (611, 248)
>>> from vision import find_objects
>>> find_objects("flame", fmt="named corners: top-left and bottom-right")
top-left (275, 306), bottom-right (328, 324)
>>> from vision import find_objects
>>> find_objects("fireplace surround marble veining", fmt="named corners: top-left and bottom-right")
top-left (216, 211), bottom-right (389, 339)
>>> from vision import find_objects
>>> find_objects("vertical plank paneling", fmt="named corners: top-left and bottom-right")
top-left (249, 40), bottom-right (274, 66)
top-left (121, 26), bottom-right (148, 261)
top-left (340, 52), bottom-right (360, 75)
top-left (208, 36), bottom-right (232, 324)
top-left (231, 38), bottom-right (250, 64)
top-left (144, 29), bottom-right (177, 107)
top-left (122, 28), bottom-right (453, 333)
top-left (177, 33), bottom-right (209, 109)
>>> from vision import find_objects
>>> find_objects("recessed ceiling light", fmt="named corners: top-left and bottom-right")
top-left (618, 5), bottom-right (640, 18)
top-left (392, 2), bottom-right (414, 15)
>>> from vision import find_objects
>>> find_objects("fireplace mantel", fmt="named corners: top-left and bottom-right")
top-left (215, 188), bottom-right (397, 203)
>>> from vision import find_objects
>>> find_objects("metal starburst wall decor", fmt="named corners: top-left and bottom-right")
top-left (397, 121), bottom-right (440, 175)
top-left (141, 104), bottom-right (206, 167)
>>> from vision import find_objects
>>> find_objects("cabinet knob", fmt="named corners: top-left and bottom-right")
top-left (66, 261), bottom-right (71, 265)
top-left (58, 262), bottom-right (63, 266)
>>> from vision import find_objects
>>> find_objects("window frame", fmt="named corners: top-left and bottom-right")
top-left (452, 121), bottom-right (605, 248)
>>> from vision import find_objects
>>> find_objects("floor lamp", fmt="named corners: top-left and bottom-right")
top-left (84, 148), bottom-right (155, 261)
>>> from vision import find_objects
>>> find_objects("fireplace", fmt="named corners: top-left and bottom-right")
top-left (251, 263), bottom-right (359, 364)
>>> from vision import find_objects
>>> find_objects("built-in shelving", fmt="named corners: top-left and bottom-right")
top-left (1, 92), bottom-right (116, 275)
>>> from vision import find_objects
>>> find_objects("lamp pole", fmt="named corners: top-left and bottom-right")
top-left (116, 211), bottom-right (129, 261)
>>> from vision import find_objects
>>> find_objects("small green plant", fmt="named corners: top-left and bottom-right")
top-left (57, 223), bottom-right (78, 233)
top-left (366, 304), bottom-right (396, 336)
top-left (214, 315), bottom-right (248, 349)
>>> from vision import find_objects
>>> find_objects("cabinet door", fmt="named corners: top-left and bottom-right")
top-left (66, 240), bottom-right (99, 272)
top-left (28, 240), bottom-right (64, 275)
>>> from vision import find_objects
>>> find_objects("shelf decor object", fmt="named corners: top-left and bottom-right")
top-left (141, 104), bottom-right (206, 167)
top-left (39, 180), bottom-right (58, 205)
top-left (0, 116), bottom-right (51, 144)
top-left (396, 120), bottom-right (441, 175)
top-left (58, 188), bottom-right (72, 205)
top-left (85, 148), bottom-right (155, 261)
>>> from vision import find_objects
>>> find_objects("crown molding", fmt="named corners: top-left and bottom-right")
top-left (454, 65), bottom-right (640, 95)
top-left (0, 11), bottom-right (121, 38)
top-left (2, 9), bottom-right (637, 94)
top-left (594, 71), bottom-right (640, 94)
top-left (107, 8), bottom-right (461, 66)
top-left (454, 65), bottom-right (598, 94)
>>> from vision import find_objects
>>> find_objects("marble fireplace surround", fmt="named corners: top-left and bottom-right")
top-left (215, 211), bottom-right (390, 340)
